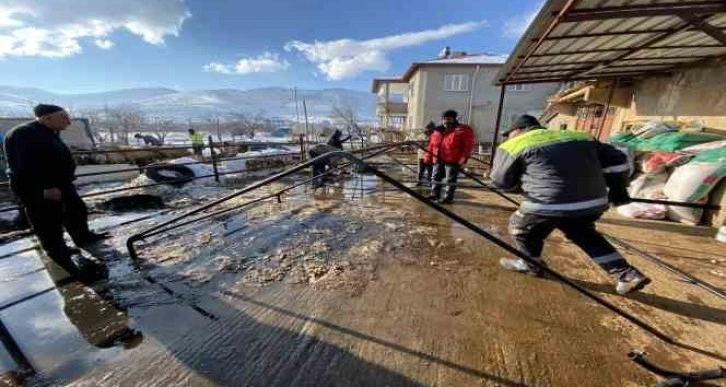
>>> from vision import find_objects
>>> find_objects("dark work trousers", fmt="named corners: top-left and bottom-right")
top-left (308, 150), bottom-right (330, 187)
top-left (192, 144), bottom-right (204, 156)
top-left (11, 181), bottom-right (91, 272)
top-left (508, 211), bottom-right (631, 275)
top-left (430, 162), bottom-right (460, 200)
top-left (417, 159), bottom-right (433, 183)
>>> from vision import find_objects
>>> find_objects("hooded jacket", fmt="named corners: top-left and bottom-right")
top-left (427, 123), bottom-right (474, 165)
top-left (490, 129), bottom-right (630, 217)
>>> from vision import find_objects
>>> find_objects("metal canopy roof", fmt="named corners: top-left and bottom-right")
top-left (495, 0), bottom-right (726, 85)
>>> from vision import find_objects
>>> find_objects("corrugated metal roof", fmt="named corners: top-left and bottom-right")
top-left (496, 0), bottom-right (726, 84)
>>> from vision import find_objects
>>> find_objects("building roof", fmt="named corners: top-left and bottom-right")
top-left (402, 53), bottom-right (508, 82)
top-left (423, 53), bottom-right (509, 65)
top-left (495, 0), bottom-right (726, 85)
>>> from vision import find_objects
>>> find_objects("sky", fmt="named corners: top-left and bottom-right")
top-left (0, 0), bottom-right (543, 93)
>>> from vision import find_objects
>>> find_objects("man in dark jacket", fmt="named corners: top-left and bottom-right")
top-left (4, 104), bottom-right (109, 277)
top-left (326, 129), bottom-right (351, 149)
top-left (490, 115), bottom-right (649, 295)
top-left (308, 130), bottom-right (352, 188)
top-left (134, 133), bottom-right (162, 146)
top-left (427, 110), bottom-right (474, 204)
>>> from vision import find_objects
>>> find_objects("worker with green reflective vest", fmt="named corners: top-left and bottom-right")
top-left (490, 114), bottom-right (650, 295)
top-left (188, 128), bottom-right (204, 155)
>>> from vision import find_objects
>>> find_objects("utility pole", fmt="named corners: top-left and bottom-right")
top-left (302, 99), bottom-right (310, 141)
top-left (293, 87), bottom-right (300, 125)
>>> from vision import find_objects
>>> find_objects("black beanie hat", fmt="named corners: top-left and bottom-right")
top-left (504, 114), bottom-right (541, 136)
top-left (33, 104), bottom-right (64, 118)
top-left (442, 109), bottom-right (458, 119)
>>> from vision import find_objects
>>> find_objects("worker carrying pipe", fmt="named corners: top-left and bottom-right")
top-left (490, 115), bottom-right (650, 295)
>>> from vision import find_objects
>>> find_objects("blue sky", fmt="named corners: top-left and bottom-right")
top-left (0, 0), bottom-right (541, 93)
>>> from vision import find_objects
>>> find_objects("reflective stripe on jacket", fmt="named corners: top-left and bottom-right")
top-left (490, 129), bottom-right (630, 216)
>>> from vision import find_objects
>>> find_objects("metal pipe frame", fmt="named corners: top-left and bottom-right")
top-left (0, 144), bottom-right (402, 214)
top-left (396, 143), bottom-right (724, 299)
top-left (629, 351), bottom-right (725, 386)
top-left (128, 145), bottom-right (679, 347)
top-left (490, 85), bottom-right (507, 166)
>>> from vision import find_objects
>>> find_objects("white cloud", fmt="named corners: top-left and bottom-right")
top-left (284, 21), bottom-right (486, 80)
top-left (95, 39), bottom-right (114, 50)
top-left (0, 0), bottom-right (191, 58)
top-left (203, 52), bottom-right (290, 75)
top-left (503, 2), bottom-right (543, 39)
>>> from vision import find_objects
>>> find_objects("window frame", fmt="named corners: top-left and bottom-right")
top-left (444, 74), bottom-right (470, 92)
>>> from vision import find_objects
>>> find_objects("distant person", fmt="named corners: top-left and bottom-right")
top-left (308, 130), bottom-right (351, 188)
top-left (3, 104), bottom-right (109, 279)
top-left (326, 129), bottom-right (351, 149)
top-left (188, 129), bottom-right (204, 155)
top-left (134, 133), bottom-right (162, 146)
top-left (416, 122), bottom-right (437, 186)
top-left (490, 115), bottom-right (650, 294)
top-left (427, 110), bottom-right (474, 204)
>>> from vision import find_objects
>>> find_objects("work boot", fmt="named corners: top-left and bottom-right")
top-left (437, 197), bottom-right (454, 205)
top-left (77, 231), bottom-right (111, 247)
top-left (427, 194), bottom-right (439, 201)
top-left (75, 257), bottom-right (108, 284)
top-left (614, 267), bottom-right (651, 295)
top-left (499, 257), bottom-right (545, 277)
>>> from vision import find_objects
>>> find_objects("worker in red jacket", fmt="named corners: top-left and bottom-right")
top-left (427, 110), bottom-right (475, 204)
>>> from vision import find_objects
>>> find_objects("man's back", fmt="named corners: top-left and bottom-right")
top-left (4, 120), bottom-right (75, 187)
top-left (491, 129), bottom-right (626, 216)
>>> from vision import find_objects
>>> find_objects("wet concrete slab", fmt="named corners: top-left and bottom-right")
top-left (0, 160), bottom-right (723, 386)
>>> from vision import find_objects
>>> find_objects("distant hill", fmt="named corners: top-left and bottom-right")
top-left (0, 86), bottom-right (376, 122)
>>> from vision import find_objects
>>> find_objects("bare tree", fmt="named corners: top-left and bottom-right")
top-left (74, 107), bottom-right (108, 143)
top-left (204, 113), bottom-right (223, 142)
top-left (107, 106), bottom-right (144, 145)
top-left (225, 113), bottom-right (255, 140)
top-left (332, 104), bottom-right (365, 147)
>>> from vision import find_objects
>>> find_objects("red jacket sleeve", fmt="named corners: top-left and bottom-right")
top-left (459, 126), bottom-right (475, 164)
top-left (427, 132), bottom-right (439, 164)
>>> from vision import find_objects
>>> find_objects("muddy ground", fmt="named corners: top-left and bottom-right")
top-left (0, 159), bottom-right (724, 386)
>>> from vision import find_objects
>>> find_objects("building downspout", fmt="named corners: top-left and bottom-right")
top-left (466, 65), bottom-right (480, 125)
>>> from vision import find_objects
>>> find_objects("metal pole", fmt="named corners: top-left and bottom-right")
top-left (208, 136), bottom-right (219, 182)
top-left (467, 65), bottom-right (480, 125)
top-left (595, 79), bottom-right (617, 140)
top-left (303, 100), bottom-right (310, 141)
top-left (490, 84), bottom-right (507, 165)
top-left (299, 134), bottom-right (305, 161)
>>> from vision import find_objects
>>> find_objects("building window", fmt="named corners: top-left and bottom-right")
top-left (506, 84), bottom-right (532, 92)
top-left (444, 74), bottom-right (470, 92)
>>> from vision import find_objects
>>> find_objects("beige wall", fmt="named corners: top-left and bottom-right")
top-left (406, 65), bottom-right (558, 143)
top-left (614, 63), bottom-right (726, 133)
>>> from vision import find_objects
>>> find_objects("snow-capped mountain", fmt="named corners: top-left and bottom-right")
top-left (0, 86), bottom-right (376, 121)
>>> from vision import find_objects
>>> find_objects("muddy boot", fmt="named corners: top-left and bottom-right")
top-left (75, 257), bottom-right (109, 284)
top-left (499, 257), bottom-right (545, 277)
top-left (614, 267), bottom-right (651, 295)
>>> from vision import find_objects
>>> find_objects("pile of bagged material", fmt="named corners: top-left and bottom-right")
top-left (610, 121), bottom-right (726, 225)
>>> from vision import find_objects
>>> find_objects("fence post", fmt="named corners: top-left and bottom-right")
top-left (299, 134), bottom-right (305, 161)
top-left (208, 136), bottom-right (220, 182)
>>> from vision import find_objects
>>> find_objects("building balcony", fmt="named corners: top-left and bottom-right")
top-left (376, 102), bottom-right (408, 117)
